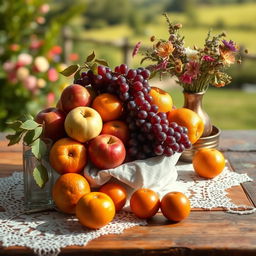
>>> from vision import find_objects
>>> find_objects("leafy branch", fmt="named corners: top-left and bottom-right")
top-left (6, 115), bottom-right (49, 188)
top-left (60, 51), bottom-right (109, 78)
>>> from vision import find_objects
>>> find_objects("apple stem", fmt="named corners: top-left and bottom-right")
top-left (107, 137), bottom-right (115, 144)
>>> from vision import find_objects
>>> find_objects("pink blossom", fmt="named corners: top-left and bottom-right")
top-left (3, 61), bottom-right (15, 72)
top-left (23, 76), bottom-right (37, 91)
top-left (202, 55), bottom-right (215, 62)
top-left (7, 72), bottom-right (17, 84)
top-left (186, 61), bottom-right (200, 78)
top-left (132, 42), bottom-right (141, 57)
top-left (47, 92), bottom-right (55, 107)
top-left (180, 73), bottom-right (193, 84)
top-left (39, 4), bottom-right (50, 14)
top-left (155, 60), bottom-right (168, 70)
top-left (48, 68), bottom-right (59, 82)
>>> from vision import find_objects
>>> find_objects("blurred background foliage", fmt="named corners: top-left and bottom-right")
top-left (0, 0), bottom-right (255, 131)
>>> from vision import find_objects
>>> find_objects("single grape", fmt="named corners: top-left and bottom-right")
top-left (136, 119), bottom-right (145, 127)
top-left (165, 136), bottom-right (176, 146)
top-left (140, 101), bottom-right (151, 112)
top-left (166, 127), bottom-right (174, 136)
top-left (120, 92), bottom-right (129, 101)
top-left (157, 112), bottom-right (167, 119)
top-left (161, 124), bottom-right (169, 133)
top-left (142, 122), bottom-right (152, 133)
top-left (157, 132), bottom-right (167, 142)
top-left (127, 69), bottom-right (137, 79)
top-left (133, 81), bottom-right (143, 92)
top-left (174, 131), bottom-right (181, 142)
top-left (114, 66), bottom-right (120, 73)
top-left (141, 69), bottom-right (151, 79)
top-left (177, 144), bottom-right (185, 153)
top-left (154, 145), bottom-right (164, 156)
top-left (170, 122), bottom-right (178, 129)
top-left (151, 114), bottom-right (161, 124)
top-left (135, 96), bottom-right (144, 106)
top-left (171, 143), bottom-right (180, 152)
top-left (150, 104), bottom-right (159, 113)
top-left (174, 126), bottom-right (183, 134)
top-left (120, 64), bottom-right (128, 74)
top-left (127, 100), bottom-right (136, 110)
top-left (128, 138), bottom-right (138, 147)
top-left (138, 110), bottom-right (148, 119)
top-left (98, 66), bottom-right (106, 76)
top-left (120, 83), bottom-right (129, 93)
top-left (134, 75), bottom-right (144, 83)
top-left (164, 147), bottom-right (174, 157)
top-left (128, 147), bottom-right (138, 156)
top-left (152, 123), bottom-right (162, 134)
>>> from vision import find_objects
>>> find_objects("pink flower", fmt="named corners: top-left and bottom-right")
top-left (39, 4), bottom-right (50, 14)
top-left (7, 72), bottom-right (17, 84)
top-left (3, 61), bottom-right (15, 72)
top-left (202, 55), bottom-right (215, 62)
top-left (48, 68), bottom-right (59, 82)
top-left (132, 42), bottom-right (141, 57)
top-left (186, 61), bottom-right (200, 78)
top-left (23, 76), bottom-right (37, 91)
top-left (155, 60), bottom-right (168, 70)
top-left (180, 73), bottom-right (193, 84)
top-left (47, 92), bottom-right (55, 107)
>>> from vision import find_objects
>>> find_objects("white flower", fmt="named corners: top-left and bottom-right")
top-left (185, 47), bottom-right (199, 61)
top-left (37, 78), bottom-right (46, 88)
top-left (16, 67), bottom-right (30, 81)
top-left (18, 53), bottom-right (32, 65)
top-left (34, 56), bottom-right (49, 72)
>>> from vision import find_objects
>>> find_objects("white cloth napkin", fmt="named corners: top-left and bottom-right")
top-left (83, 153), bottom-right (181, 209)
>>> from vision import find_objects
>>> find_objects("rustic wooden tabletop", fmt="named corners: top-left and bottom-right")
top-left (0, 130), bottom-right (256, 256)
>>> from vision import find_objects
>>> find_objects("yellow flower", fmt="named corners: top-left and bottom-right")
top-left (220, 49), bottom-right (235, 66)
top-left (156, 41), bottom-right (174, 58)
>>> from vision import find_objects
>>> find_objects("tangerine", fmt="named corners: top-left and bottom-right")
top-left (160, 192), bottom-right (191, 222)
top-left (167, 108), bottom-right (204, 144)
top-left (92, 93), bottom-right (123, 122)
top-left (149, 87), bottom-right (173, 113)
top-left (52, 173), bottom-right (90, 214)
top-left (76, 192), bottom-right (115, 229)
top-left (130, 188), bottom-right (160, 219)
top-left (193, 148), bottom-right (225, 179)
top-left (99, 182), bottom-right (127, 211)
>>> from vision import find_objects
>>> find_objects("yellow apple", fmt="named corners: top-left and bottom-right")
top-left (64, 107), bottom-right (103, 143)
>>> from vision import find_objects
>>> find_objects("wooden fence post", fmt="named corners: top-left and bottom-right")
top-left (122, 37), bottom-right (131, 66)
top-left (62, 27), bottom-right (73, 65)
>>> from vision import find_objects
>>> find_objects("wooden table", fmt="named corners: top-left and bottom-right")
top-left (0, 130), bottom-right (256, 256)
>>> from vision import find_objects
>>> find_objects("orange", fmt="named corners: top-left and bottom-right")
top-left (167, 108), bottom-right (204, 144)
top-left (193, 148), bottom-right (225, 179)
top-left (49, 138), bottom-right (87, 174)
top-left (101, 120), bottom-right (129, 144)
top-left (99, 182), bottom-right (127, 211)
top-left (130, 188), bottom-right (160, 219)
top-left (92, 93), bottom-right (123, 122)
top-left (52, 173), bottom-right (90, 214)
top-left (149, 87), bottom-right (173, 113)
top-left (160, 192), bottom-right (191, 222)
top-left (76, 192), bottom-right (115, 229)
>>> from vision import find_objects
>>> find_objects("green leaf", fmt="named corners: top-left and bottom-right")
top-left (74, 69), bottom-right (81, 80)
top-left (86, 51), bottom-right (95, 62)
top-left (20, 120), bottom-right (39, 130)
top-left (6, 120), bottom-right (23, 131)
top-left (91, 62), bottom-right (98, 75)
top-left (60, 64), bottom-right (80, 77)
top-left (6, 132), bottom-right (23, 146)
top-left (23, 126), bottom-right (43, 145)
top-left (31, 139), bottom-right (47, 159)
top-left (95, 58), bottom-right (109, 67)
top-left (33, 164), bottom-right (49, 188)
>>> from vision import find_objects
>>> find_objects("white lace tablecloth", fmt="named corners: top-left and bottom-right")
top-left (0, 162), bottom-right (255, 256)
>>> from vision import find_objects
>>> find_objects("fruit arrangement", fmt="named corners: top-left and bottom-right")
top-left (6, 54), bottom-right (226, 230)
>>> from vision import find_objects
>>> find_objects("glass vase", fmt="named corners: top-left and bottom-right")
top-left (23, 144), bottom-right (56, 211)
top-left (183, 91), bottom-right (213, 137)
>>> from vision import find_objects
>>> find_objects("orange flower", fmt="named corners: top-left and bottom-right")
top-left (156, 41), bottom-right (174, 58)
top-left (220, 49), bottom-right (235, 66)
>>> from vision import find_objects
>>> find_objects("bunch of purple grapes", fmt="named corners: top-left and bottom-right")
top-left (74, 64), bottom-right (192, 160)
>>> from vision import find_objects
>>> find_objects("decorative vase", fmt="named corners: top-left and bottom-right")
top-left (183, 91), bottom-right (212, 137)
top-left (181, 91), bottom-right (221, 162)
top-left (23, 144), bottom-right (56, 211)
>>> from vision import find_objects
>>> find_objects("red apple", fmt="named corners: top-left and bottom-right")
top-left (35, 107), bottom-right (66, 141)
top-left (56, 99), bottom-right (63, 111)
top-left (101, 120), bottom-right (129, 144)
top-left (88, 134), bottom-right (126, 170)
top-left (61, 84), bottom-right (92, 113)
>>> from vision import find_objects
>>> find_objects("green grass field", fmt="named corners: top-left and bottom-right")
top-left (168, 88), bottom-right (256, 130)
